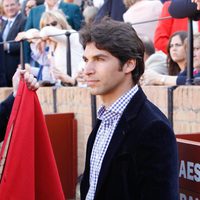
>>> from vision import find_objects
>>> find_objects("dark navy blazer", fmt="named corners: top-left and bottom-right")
top-left (80, 87), bottom-right (179, 200)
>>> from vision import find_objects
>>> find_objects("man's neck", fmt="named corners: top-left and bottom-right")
top-left (45, 0), bottom-right (60, 11)
top-left (101, 81), bottom-right (135, 108)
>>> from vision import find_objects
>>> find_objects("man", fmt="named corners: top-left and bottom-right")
top-left (79, 18), bottom-right (178, 200)
top-left (25, 0), bottom-right (83, 31)
top-left (0, 68), bottom-right (39, 142)
top-left (1, 0), bottom-right (26, 86)
top-left (140, 35), bottom-right (168, 75)
top-left (24, 0), bottom-right (83, 64)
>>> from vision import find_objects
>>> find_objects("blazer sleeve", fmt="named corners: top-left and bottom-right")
top-left (169, 0), bottom-right (200, 20)
top-left (0, 94), bottom-right (15, 142)
top-left (154, 1), bottom-right (173, 54)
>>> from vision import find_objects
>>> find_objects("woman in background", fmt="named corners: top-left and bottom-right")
top-left (142, 31), bottom-right (188, 85)
top-left (16, 10), bottom-right (84, 86)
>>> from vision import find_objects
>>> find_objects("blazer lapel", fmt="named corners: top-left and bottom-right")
top-left (94, 87), bottom-right (147, 199)
top-left (1, 20), bottom-right (7, 34)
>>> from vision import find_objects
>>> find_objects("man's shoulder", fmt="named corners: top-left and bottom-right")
top-left (13, 13), bottom-right (26, 27)
top-left (17, 13), bottom-right (27, 21)
top-left (31, 4), bottom-right (45, 13)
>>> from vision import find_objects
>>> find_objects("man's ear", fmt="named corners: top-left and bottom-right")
top-left (124, 59), bottom-right (136, 74)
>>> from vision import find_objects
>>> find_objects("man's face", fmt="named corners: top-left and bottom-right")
top-left (193, 40), bottom-right (200, 69)
top-left (3, 0), bottom-right (20, 18)
top-left (45, 0), bottom-right (58, 8)
top-left (83, 42), bottom-right (134, 104)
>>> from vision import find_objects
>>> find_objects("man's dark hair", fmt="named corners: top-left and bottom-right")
top-left (79, 17), bottom-right (145, 84)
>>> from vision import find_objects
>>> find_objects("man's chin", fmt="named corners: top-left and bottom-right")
top-left (89, 88), bottom-right (101, 96)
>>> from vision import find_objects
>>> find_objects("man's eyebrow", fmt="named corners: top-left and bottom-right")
top-left (83, 54), bottom-right (108, 60)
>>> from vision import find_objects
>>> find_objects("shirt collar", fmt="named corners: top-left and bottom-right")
top-left (7, 11), bottom-right (20, 23)
top-left (44, 0), bottom-right (61, 11)
top-left (97, 84), bottom-right (139, 120)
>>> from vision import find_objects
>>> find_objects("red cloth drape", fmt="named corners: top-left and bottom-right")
top-left (0, 80), bottom-right (65, 200)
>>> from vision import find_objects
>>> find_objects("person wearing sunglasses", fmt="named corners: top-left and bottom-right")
top-left (16, 10), bottom-right (84, 86)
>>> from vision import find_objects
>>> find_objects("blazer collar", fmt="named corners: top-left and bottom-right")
top-left (94, 87), bottom-right (147, 199)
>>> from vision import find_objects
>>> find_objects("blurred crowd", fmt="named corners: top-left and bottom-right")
top-left (0, 0), bottom-right (200, 87)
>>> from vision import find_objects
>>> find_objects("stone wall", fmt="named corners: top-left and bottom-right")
top-left (1, 86), bottom-right (200, 175)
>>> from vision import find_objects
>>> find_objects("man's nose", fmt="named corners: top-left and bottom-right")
top-left (84, 62), bottom-right (95, 75)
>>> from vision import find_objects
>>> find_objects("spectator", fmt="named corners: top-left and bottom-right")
top-left (143, 31), bottom-right (187, 85)
top-left (167, 31), bottom-right (188, 76)
top-left (24, 0), bottom-right (37, 16)
top-left (21, 0), bottom-right (43, 16)
top-left (123, 0), bottom-right (162, 42)
top-left (1, 0), bottom-right (26, 86)
top-left (79, 17), bottom-right (178, 200)
top-left (24, 0), bottom-right (83, 64)
top-left (140, 35), bottom-right (168, 75)
top-left (153, 1), bottom-right (199, 54)
top-left (25, 0), bottom-right (83, 31)
top-left (143, 31), bottom-right (200, 85)
top-left (16, 10), bottom-right (84, 86)
top-left (193, 32), bottom-right (200, 76)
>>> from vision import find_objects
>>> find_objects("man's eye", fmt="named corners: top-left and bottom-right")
top-left (83, 58), bottom-right (88, 63)
top-left (96, 57), bottom-right (103, 61)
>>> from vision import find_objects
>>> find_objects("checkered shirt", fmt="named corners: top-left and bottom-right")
top-left (86, 85), bottom-right (139, 200)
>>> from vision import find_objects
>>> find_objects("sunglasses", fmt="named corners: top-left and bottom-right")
top-left (45, 21), bottom-right (58, 27)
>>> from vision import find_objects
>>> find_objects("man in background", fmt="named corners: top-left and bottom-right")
top-left (1, 0), bottom-right (26, 86)
top-left (24, 0), bottom-right (83, 64)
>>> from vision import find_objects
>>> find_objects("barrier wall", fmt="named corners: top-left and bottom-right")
top-left (45, 113), bottom-right (77, 199)
top-left (0, 86), bottom-right (200, 175)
